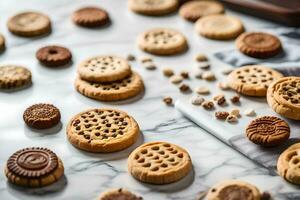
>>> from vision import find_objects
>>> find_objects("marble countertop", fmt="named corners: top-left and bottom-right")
top-left (0, 0), bottom-right (299, 199)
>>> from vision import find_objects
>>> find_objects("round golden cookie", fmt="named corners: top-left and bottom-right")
top-left (206, 180), bottom-right (261, 200)
top-left (228, 65), bottom-right (283, 97)
top-left (0, 65), bottom-right (32, 90)
top-left (78, 55), bottom-right (132, 83)
top-left (7, 11), bottom-right (51, 37)
top-left (75, 71), bottom-right (144, 101)
top-left (179, 1), bottom-right (224, 22)
top-left (67, 108), bottom-right (140, 153)
top-left (195, 14), bottom-right (244, 40)
top-left (277, 143), bottom-right (300, 185)
top-left (0, 33), bottom-right (5, 52)
top-left (236, 32), bottom-right (282, 59)
top-left (138, 28), bottom-right (188, 56)
top-left (5, 147), bottom-right (64, 187)
top-left (128, 0), bottom-right (178, 16)
top-left (98, 188), bottom-right (143, 200)
top-left (128, 141), bottom-right (192, 184)
top-left (267, 77), bottom-right (300, 120)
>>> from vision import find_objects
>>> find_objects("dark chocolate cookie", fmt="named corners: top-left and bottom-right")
top-left (36, 45), bottom-right (72, 67)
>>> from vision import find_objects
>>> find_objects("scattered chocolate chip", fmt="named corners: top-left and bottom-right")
top-left (127, 54), bottom-right (135, 61)
top-left (180, 70), bottom-right (189, 79)
top-left (230, 95), bottom-right (240, 104)
top-left (215, 111), bottom-right (229, 120)
top-left (213, 94), bottom-right (226, 105)
top-left (179, 83), bottom-right (190, 93)
top-left (202, 101), bottom-right (214, 110)
top-left (261, 191), bottom-right (272, 200)
top-left (163, 96), bottom-right (173, 105)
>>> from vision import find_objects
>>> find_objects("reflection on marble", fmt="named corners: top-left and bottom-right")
top-left (0, 0), bottom-right (299, 199)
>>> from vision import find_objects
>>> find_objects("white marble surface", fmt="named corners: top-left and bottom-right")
top-left (0, 0), bottom-right (299, 199)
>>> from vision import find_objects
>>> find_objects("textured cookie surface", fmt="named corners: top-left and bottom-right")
top-left (99, 188), bottom-right (143, 200)
top-left (5, 147), bottom-right (64, 187)
top-left (78, 55), bottom-right (131, 83)
top-left (7, 11), bottom-right (51, 37)
top-left (75, 71), bottom-right (144, 101)
top-left (67, 108), bottom-right (140, 153)
top-left (23, 103), bottom-right (61, 129)
top-left (129, 0), bottom-right (178, 16)
top-left (0, 65), bottom-right (32, 89)
top-left (277, 143), bottom-right (300, 185)
top-left (195, 14), bottom-right (244, 40)
top-left (228, 65), bottom-right (283, 97)
top-left (128, 141), bottom-right (192, 184)
top-left (36, 45), bottom-right (72, 67)
top-left (138, 28), bottom-right (187, 55)
top-left (267, 76), bottom-right (300, 120)
top-left (0, 33), bottom-right (5, 52)
top-left (246, 116), bottom-right (290, 146)
top-left (236, 32), bottom-right (282, 58)
top-left (206, 180), bottom-right (261, 200)
top-left (72, 7), bottom-right (109, 27)
top-left (179, 1), bottom-right (224, 22)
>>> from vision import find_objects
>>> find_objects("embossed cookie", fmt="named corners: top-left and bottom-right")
top-left (206, 180), bottom-right (261, 200)
top-left (67, 108), bottom-right (140, 153)
top-left (267, 77), bottom-right (300, 120)
top-left (0, 65), bottom-right (32, 89)
top-left (236, 32), bottom-right (282, 58)
top-left (78, 55), bottom-right (132, 83)
top-left (5, 147), bottom-right (64, 187)
top-left (72, 7), bottom-right (109, 27)
top-left (99, 188), bottom-right (143, 200)
top-left (128, 141), bottom-right (192, 184)
top-left (36, 45), bottom-right (72, 67)
top-left (138, 28), bottom-right (188, 55)
top-left (246, 116), bottom-right (290, 146)
top-left (129, 0), bottom-right (178, 16)
top-left (228, 65), bottom-right (283, 97)
top-left (75, 71), bottom-right (144, 101)
top-left (0, 33), bottom-right (5, 52)
top-left (277, 143), bottom-right (300, 185)
top-left (7, 11), bottom-right (51, 37)
top-left (179, 1), bottom-right (224, 22)
top-left (23, 103), bottom-right (61, 129)
top-left (195, 14), bottom-right (244, 40)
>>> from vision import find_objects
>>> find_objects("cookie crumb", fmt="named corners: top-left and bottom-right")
top-left (195, 71), bottom-right (203, 79)
top-left (163, 96), bottom-right (173, 105)
top-left (127, 54), bottom-right (135, 61)
top-left (170, 75), bottom-right (183, 84)
top-left (162, 68), bottom-right (174, 77)
top-left (140, 56), bottom-right (152, 63)
top-left (215, 111), bottom-right (229, 120)
top-left (213, 94), bottom-right (226, 105)
top-left (118, 188), bottom-right (123, 193)
top-left (195, 53), bottom-right (208, 62)
top-left (191, 95), bottom-right (205, 105)
top-left (222, 68), bottom-right (233, 75)
top-left (218, 82), bottom-right (230, 90)
top-left (226, 114), bottom-right (238, 123)
top-left (244, 108), bottom-right (256, 116)
top-left (230, 108), bottom-right (240, 117)
top-left (180, 70), bottom-right (189, 79)
top-left (144, 62), bottom-right (156, 70)
top-left (198, 62), bottom-right (210, 70)
top-left (179, 83), bottom-right (190, 93)
top-left (202, 101), bottom-right (214, 110)
top-left (230, 95), bottom-right (240, 104)
top-left (202, 71), bottom-right (216, 81)
top-left (195, 86), bottom-right (210, 95)
top-left (261, 191), bottom-right (271, 200)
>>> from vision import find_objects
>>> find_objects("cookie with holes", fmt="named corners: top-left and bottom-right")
top-left (128, 0), bottom-right (178, 16)
top-left (137, 28), bottom-right (188, 56)
top-left (98, 188), bottom-right (143, 200)
top-left (78, 55), bottom-right (132, 83)
top-left (0, 65), bottom-right (32, 90)
top-left (277, 143), bottom-right (300, 185)
top-left (5, 147), bottom-right (64, 187)
top-left (36, 45), bottom-right (72, 67)
top-left (75, 71), bottom-right (144, 101)
top-left (206, 180), bottom-right (261, 200)
top-left (267, 77), bottom-right (300, 120)
top-left (67, 108), bottom-right (140, 153)
top-left (128, 141), bottom-right (192, 184)
top-left (228, 65), bottom-right (283, 97)
top-left (246, 116), bottom-right (290, 147)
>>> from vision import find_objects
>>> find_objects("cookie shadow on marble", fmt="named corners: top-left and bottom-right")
top-left (24, 122), bottom-right (63, 137)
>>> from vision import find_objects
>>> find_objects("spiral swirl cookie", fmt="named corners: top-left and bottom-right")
top-left (36, 45), bottom-right (72, 67)
top-left (278, 143), bottom-right (300, 185)
top-left (5, 147), bottom-right (64, 187)
top-left (246, 116), bottom-right (290, 146)
top-left (195, 14), bottom-right (244, 40)
top-left (228, 65), bottom-right (283, 97)
top-left (75, 71), bottom-right (144, 101)
top-left (206, 180), bottom-right (261, 200)
top-left (128, 0), bottom-right (178, 16)
top-left (138, 28), bottom-right (188, 56)
top-left (99, 188), bottom-right (143, 200)
top-left (128, 142), bottom-right (192, 184)
top-left (67, 108), bottom-right (140, 153)
top-left (72, 7), bottom-right (110, 28)
top-left (236, 32), bottom-right (282, 58)
top-left (267, 77), bottom-right (300, 120)
top-left (7, 11), bottom-right (51, 37)
top-left (78, 55), bottom-right (131, 83)
top-left (0, 65), bottom-right (32, 90)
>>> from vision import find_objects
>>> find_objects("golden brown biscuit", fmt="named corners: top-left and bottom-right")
top-left (98, 188), bottom-right (143, 200)
top-left (0, 65), bottom-right (32, 90)
top-left (129, 0), bottom-right (178, 16)
top-left (72, 7), bottom-right (110, 28)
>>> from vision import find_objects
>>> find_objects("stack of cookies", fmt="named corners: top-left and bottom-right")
top-left (75, 55), bottom-right (144, 101)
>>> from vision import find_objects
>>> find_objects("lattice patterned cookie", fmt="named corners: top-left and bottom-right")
top-left (67, 108), bottom-right (140, 153)
top-left (228, 65), bottom-right (283, 97)
top-left (75, 71), bottom-right (144, 101)
top-left (277, 143), bottom-right (300, 185)
top-left (267, 77), bottom-right (300, 120)
top-left (128, 0), bottom-right (178, 16)
top-left (138, 28), bottom-right (188, 56)
top-left (0, 65), bottom-right (32, 89)
top-left (128, 141), bottom-right (192, 184)
top-left (78, 55), bottom-right (132, 83)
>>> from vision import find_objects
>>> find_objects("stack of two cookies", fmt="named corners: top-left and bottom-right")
top-left (75, 55), bottom-right (144, 101)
